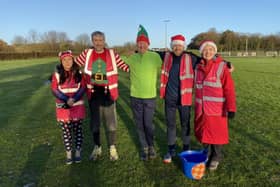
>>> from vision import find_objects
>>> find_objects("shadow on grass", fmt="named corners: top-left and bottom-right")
top-left (117, 80), bottom-right (140, 150)
top-left (230, 120), bottom-right (278, 151)
top-left (0, 60), bottom-right (56, 79)
top-left (0, 62), bottom-right (55, 130)
top-left (153, 105), bottom-right (168, 157)
top-left (16, 144), bottom-right (53, 187)
top-left (118, 77), bottom-right (187, 185)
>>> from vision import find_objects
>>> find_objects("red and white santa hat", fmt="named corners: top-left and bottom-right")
top-left (199, 40), bottom-right (217, 54)
top-left (58, 50), bottom-right (73, 60)
top-left (170, 34), bottom-right (186, 48)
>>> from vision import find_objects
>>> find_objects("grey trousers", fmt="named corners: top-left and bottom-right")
top-left (205, 144), bottom-right (223, 162)
top-left (165, 95), bottom-right (191, 146)
top-left (89, 98), bottom-right (117, 146)
top-left (130, 97), bottom-right (156, 149)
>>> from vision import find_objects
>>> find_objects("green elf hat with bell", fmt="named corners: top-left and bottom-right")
top-left (136, 24), bottom-right (150, 45)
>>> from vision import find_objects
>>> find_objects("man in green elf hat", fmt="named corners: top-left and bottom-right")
top-left (125, 25), bottom-right (162, 161)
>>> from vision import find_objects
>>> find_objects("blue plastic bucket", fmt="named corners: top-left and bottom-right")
top-left (178, 149), bottom-right (208, 180)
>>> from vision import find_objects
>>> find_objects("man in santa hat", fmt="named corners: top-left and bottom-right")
top-left (159, 34), bottom-right (195, 163)
top-left (159, 35), bottom-right (233, 164)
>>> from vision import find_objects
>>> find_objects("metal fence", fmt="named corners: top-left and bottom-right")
top-left (219, 51), bottom-right (280, 57)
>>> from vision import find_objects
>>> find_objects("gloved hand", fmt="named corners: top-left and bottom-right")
top-left (62, 103), bottom-right (70, 109)
top-left (228, 112), bottom-right (235, 119)
top-left (225, 61), bottom-right (231, 69)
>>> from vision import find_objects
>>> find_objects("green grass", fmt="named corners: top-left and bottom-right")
top-left (0, 57), bottom-right (279, 187)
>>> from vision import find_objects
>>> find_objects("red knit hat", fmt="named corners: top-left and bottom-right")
top-left (170, 34), bottom-right (186, 48)
top-left (136, 25), bottom-right (150, 45)
top-left (58, 50), bottom-right (73, 60)
top-left (199, 40), bottom-right (217, 54)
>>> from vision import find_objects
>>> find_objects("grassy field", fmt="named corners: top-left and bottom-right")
top-left (0, 57), bottom-right (279, 187)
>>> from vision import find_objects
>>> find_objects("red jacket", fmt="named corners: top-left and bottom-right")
top-left (76, 48), bottom-right (130, 101)
top-left (51, 71), bottom-right (86, 122)
top-left (160, 52), bottom-right (194, 105)
top-left (84, 48), bottom-right (119, 100)
top-left (194, 56), bottom-right (236, 144)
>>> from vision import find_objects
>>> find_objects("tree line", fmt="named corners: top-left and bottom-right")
top-left (1, 28), bottom-right (280, 55)
top-left (0, 30), bottom-right (92, 53)
top-left (187, 28), bottom-right (280, 52)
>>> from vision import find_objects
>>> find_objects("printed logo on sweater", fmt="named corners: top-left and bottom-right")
top-left (91, 58), bottom-right (108, 84)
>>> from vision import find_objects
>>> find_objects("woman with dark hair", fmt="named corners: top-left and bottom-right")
top-left (51, 50), bottom-right (86, 165)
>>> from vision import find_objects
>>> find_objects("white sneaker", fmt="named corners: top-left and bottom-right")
top-left (89, 146), bottom-right (102, 160)
top-left (109, 145), bottom-right (119, 161)
top-left (163, 149), bottom-right (176, 164)
top-left (65, 150), bottom-right (72, 165)
top-left (163, 152), bottom-right (172, 164)
top-left (209, 161), bottom-right (219, 171)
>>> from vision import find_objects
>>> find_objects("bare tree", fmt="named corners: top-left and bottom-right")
top-left (41, 30), bottom-right (58, 44)
top-left (12, 35), bottom-right (27, 45)
top-left (40, 30), bottom-right (72, 51)
top-left (28, 29), bottom-right (39, 43)
top-left (40, 30), bottom-right (59, 51)
top-left (114, 42), bottom-right (136, 56)
top-left (57, 32), bottom-right (69, 43)
top-left (75, 33), bottom-right (91, 51)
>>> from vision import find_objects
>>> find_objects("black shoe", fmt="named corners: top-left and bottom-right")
top-left (140, 147), bottom-right (148, 161)
top-left (74, 156), bottom-right (82, 163)
top-left (74, 150), bottom-right (82, 163)
top-left (183, 144), bottom-right (190, 151)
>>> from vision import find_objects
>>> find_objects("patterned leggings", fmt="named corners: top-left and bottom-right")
top-left (59, 120), bottom-right (83, 151)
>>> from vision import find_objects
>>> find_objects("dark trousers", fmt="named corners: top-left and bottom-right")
top-left (165, 95), bottom-right (191, 147)
top-left (131, 97), bottom-right (156, 149)
top-left (88, 98), bottom-right (117, 146)
top-left (205, 144), bottom-right (223, 162)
